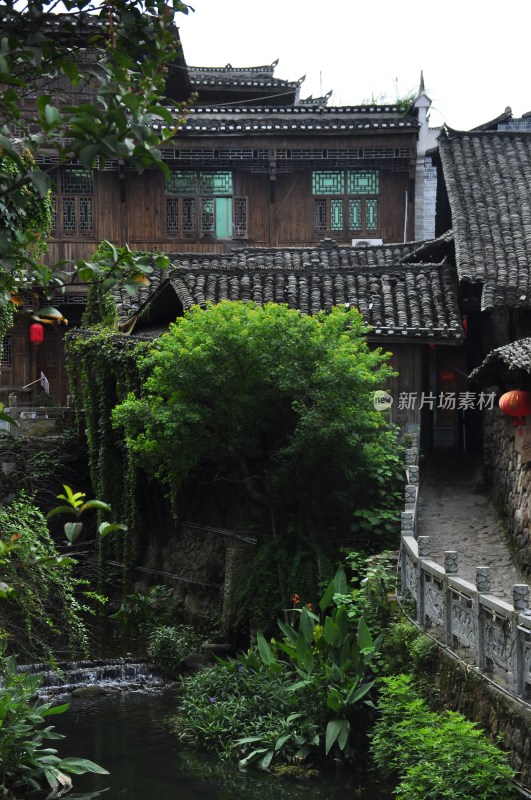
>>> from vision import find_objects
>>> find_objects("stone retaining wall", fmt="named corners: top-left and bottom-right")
top-left (483, 407), bottom-right (531, 573)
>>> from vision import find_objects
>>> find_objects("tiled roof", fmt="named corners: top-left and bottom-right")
top-left (113, 243), bottom-right (462, 342)
top-left (188, 62), bottom-right (301, 92)
top-left (438, 129), bottom-right (531, 310)
top-left (469, 338), bottom-right (531, 384)
top-left (167, 105), bottom-right (419, 135)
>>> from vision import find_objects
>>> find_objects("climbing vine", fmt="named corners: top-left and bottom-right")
top-left (0, 494), bottom-right (91, 661)
top-left (65, 328), bottom-right (152, 589)
top-left (0, 304), bottom-right (13, 359)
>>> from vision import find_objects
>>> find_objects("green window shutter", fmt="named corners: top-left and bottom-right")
top-left (347, 170), bottom-right (379, 195)
top-left (366, 199), bottom-right (379, 230)
top-left (215, 197), bottom-right (232, 238)
top-left (348, 199), bottom-right (362, 231)
top-left (330, 199), bottom-right (343, 230)
top-left (312, 170), bottom-right (344, 195)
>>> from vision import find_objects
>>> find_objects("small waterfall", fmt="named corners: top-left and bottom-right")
top-left (18, 657), bottom-right (165, 699)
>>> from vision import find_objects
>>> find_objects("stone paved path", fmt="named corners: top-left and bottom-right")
top-left (417, 452), bottom-right (529, 601)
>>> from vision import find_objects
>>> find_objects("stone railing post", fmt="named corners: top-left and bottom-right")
top-left (400, 540), bottom-right (408, 596)
top-left (407, 465), bottom-right (420, 486)
top-left (512, 584), bottom-right (530, 697)
top-left (475, 567), bottom-right (491, 672)
top-left (444, 551), bottom-right (458, 647)
top-left (444, 551), bottom-right (458, 574)
top-left (416, 536), bottom-right (431, 626)
top-left (418, 536), bottom-right (431, 558)
top-left (401, 510), bottom-right (415, 539)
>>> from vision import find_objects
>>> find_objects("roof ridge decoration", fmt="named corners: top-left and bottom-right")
top-left (188, 60), bottom-right (279, 76)
top-left (441, 124), bottom-right (531, 139)
top-left (299, 91), bottom-right (333, 107)
top-left (184, 104), bottom-right (416, 115)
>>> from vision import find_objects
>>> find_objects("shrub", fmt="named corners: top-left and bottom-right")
top-left (112, 584), bottom-right (182, 637)
top-left (379, 620), bottom-right (437, 677)
top-left (147, 624), bottom-right (203, 677)
top-left (174, 654), bottom-right (297, 760)
top-left (336, 550), bottom-right (397, 635)
top-left (371, 674), bottom-right (518, 800)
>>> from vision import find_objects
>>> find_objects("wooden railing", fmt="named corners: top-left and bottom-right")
top-left (399, 438), bottom-right (531, 702)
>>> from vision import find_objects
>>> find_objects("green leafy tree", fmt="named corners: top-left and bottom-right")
top-left (0, 0), bottom-right (191, 305)
top-left (112, 301), bottom-right (402, 541)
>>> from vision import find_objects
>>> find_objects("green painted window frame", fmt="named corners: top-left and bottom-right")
top-left (165, 170), bottom-right (247, 239)
top-left (312, 169), bottom-right (380, 236)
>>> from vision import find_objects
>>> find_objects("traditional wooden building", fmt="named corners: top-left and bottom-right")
top-left (2, 18), bottom-right (437, 405)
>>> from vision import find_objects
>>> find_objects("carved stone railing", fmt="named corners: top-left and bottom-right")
top-left (399, 434), bottom-right (531, 702)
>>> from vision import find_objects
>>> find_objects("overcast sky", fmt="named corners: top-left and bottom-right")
top-left (176, 0), bottom-right (531, 131)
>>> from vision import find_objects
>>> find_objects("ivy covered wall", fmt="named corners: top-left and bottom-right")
top-left (66, 328), bottom-right (152, 585)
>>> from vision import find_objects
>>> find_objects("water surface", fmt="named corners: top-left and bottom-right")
top-left (56, 689), bottom-right (391, 799)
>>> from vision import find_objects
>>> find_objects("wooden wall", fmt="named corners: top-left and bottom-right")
top-left (1, 312), bottom-right (83, 406)
top-left (44, 130), bottom-right (417, 267)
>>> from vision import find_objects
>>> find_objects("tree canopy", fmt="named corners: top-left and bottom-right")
top-left (112, 301), bottom-right (403, 540)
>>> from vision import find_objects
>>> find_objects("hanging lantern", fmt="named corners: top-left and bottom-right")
top-left (29, 323), bottom-right (44, 345)
top-left (499, 390), bottom-right (531, 436)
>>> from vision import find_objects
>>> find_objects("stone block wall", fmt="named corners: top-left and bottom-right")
top-left (483, 406), bottom-right (531, 573)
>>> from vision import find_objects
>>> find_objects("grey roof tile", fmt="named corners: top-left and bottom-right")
top-left (439, 129), bottom-right (531, 310)
top-left (470, 337), bottom-right (531, 383)
top-left (113, 242), bottom-right (462, 342)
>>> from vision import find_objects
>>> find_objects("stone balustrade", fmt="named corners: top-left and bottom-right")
top-left (399, 433), bottom-right (531, 702)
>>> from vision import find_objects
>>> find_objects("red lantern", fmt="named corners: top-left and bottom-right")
top-left (499, 390), bottom-right (531, 436)
top-left (439, 370), bottom-right (456, 383)
top-left (29, 323), bottom-right (44, 345)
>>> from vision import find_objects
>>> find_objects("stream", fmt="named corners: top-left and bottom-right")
top-left (49, 682), bottom-right (392, 799)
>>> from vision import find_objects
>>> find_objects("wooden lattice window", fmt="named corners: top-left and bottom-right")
top-left (165, 170), bottom-right (247, 239)
top-left (233, 198), bottom-right (248, 237)
top-left (52, 168), bottom-right (94, 238)
top-left (183, 198), bottom-right (196, 233)
top-left (312, 169), bottom-right (380, 236)
top-left (166, 197), bottom-right (179, 233)
top-left (1, 335), bottom-right (12, 369)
